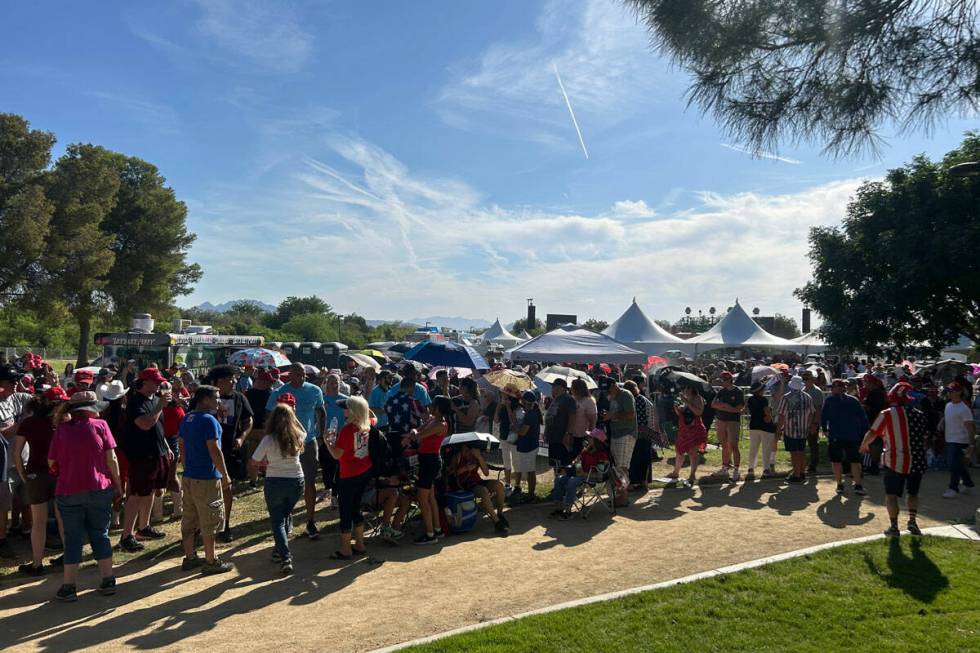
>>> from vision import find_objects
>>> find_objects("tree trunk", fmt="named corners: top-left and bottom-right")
top-left (77, 314), bottom-right (91, 366)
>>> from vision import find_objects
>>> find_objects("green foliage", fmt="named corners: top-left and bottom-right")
top-left (581, 318), bottom-right (608, 332)
top-left (0, 114), bottom-right (55, 298)
top-left (281, 313), bottom-right (338, 343)
top-left (796, 132), bottom-right (980, 352)
top-left (627, 1), bottom-right (980, 156)
top-left (770, 314), bottom-right (801, 339)
top-left (266, 295), bottom-right (334, 329)
top-left (654, 319), bottom-right (673, 332)
top-left (511, 317), bottom-right (545, 336)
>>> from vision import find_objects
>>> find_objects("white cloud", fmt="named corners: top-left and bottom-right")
top-left (185, 133), bottom-right (867, 324)
top-left (435, 0), bottom-right (671, 150)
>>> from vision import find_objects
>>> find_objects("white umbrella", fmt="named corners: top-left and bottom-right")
top-left (751, 365), bottom-right (780, 382)
top-left (441, 431), bottom-right (500, 449)
top-left (344, 352), bottom-right (381, 371)
top-left (534, 365), bottom-right (597, 394)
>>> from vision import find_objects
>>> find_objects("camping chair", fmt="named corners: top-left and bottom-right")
top-left (573, 461), bottom-right (616, 518)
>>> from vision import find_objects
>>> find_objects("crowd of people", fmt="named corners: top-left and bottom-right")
top-left (0, 348), bottom-right (976, 602)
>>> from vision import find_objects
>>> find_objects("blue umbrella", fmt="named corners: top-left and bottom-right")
top-left (405, 341), bottom-right (489, 370)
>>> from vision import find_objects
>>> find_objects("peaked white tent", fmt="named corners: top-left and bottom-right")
top-left (602, 298), bottom-right (684, 354)
top-left (686, 301), bottom-right (801, 354)
top-left (505, 325), bottom-right (647, 364)
top-left (518, 330), bottom-right (533, 341)
top-left (793, 331), bottom-right (829, 354)
top-left (475, 318), bottom-right (523, 352)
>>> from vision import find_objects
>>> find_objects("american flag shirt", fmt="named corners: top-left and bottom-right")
top-left (385, 392), bottom-right (423, 435)
top-left (869, 406), bottom-right (927, 475)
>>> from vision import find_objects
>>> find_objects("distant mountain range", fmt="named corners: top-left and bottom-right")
top-left (191, 300), bottom-right (277, 313)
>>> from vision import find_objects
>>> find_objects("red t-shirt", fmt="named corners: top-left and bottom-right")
top-left (417, 421), bottom-right (448, 455)
top-left (162, 404), bottom-right (186, 438)
top-left (580, 448), bottom-right (609, 473)
top-left (335, 423), bottom-right (373, 479)
top-left (18, 415), bottom-right (55, 475)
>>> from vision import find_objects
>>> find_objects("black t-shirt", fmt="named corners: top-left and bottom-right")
top-left (544, 393), bottom-right (577, 444)
top-left (218, 391), bottom-right (254, 447)
top-left (715, 386), bottom-right (744, 422)
top-left (124, 392), bottom-right (169, 460)
top-left (245, 388), bottom-right (271, 429)
top-left (747, 395), bottom-right (776, 433)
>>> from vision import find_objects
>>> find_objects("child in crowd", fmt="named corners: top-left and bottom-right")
top-left (550, 428), bottom-right (609, 519)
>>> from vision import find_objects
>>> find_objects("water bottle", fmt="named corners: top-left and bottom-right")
top-left (327, 417), bottom-right (339, 445)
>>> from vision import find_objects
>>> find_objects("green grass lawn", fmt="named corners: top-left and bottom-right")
top-left (402, 537), bottom-right (980, 653)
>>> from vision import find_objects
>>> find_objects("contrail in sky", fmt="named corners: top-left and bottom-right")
top-left (553, 63), bottom-right (589, 160)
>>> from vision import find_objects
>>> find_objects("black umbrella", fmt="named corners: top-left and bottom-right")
top-left (654, 367), bottom-right (712, 396)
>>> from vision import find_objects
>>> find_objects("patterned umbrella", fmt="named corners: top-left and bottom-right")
top-left (480, 368), bottom-right (535, 393)
top-left (227, 348), bottom-right (291, 368)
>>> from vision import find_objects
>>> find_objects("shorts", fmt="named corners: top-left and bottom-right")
top-left (24, 471), bottom-right (57, 505)
top-left (499, 441), bottom-right (516, 472)
top-left (610, 434), bottom-right (637, 468)
top-left (416, 453), bottom-right (441, 490)
top-left (180, 477), bottom-right (225, 536)
top-left (0, 478), bottom-right (11, 511)
top-left (883, 468), bottom-right (923, 498)
top-left (783, 436), bottom-right (806, 453)
top-left (828, 439), bottom-right (860, 464)
top-left (300, 443), bottom-right (319, 483)
top-left (513, 449), bottom-right (538, 474)
top-left (128, 456), bottom-right (170, 496)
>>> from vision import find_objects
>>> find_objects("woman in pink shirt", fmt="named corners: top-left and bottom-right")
top-left (47, 391), bottom-right (123, 602)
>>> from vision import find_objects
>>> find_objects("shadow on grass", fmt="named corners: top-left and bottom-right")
top-left (862, 538), bottom-right (950, 603)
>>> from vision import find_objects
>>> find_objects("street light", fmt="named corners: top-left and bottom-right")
top-left (948, 161), bottom-right (980, 177)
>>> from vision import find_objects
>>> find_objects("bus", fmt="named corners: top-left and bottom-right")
top-left (93, 332), bottom-right (266, 381)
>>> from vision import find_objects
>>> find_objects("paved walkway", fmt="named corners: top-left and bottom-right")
top-left (1, 473), bottom-right (977, 652)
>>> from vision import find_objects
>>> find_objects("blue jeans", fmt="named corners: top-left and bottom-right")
top-left (264, 477), bottom-right (304, 559)
top-left (551, 474), bottom-right (585, 508)
top-left (56, 488), bottom-right (114, 565)
top-left (946, 442), bottom-right (975, 491)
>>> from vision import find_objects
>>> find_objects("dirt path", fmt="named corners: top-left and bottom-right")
top-left (1, 473), bottom-right (976, 652)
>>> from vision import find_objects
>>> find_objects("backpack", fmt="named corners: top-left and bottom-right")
top-left (367, 426), bottom-right (391, 477)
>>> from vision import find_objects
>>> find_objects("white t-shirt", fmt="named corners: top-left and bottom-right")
top-left (944, 401), bottom-right (974, 445)
top-left (251, 434), bottom-right (304, 479)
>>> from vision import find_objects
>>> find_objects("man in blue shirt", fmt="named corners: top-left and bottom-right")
top-left (821, 379), bottom-right (870, 495)
top-left (266, 363), bottom-right (325, 539)
top-left (179, 385), bottom-right (233, 575)
top-left (368, 370), bottom-right (393, 430)
top-left (385, 364), bottom-right (432, 410)
top-left (319, 373), bottom-right (348, 508)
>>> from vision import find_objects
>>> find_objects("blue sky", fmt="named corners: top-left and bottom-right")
top-left (2, 0), bottom-right (976, 326)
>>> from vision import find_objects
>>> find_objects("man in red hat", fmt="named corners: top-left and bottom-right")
top-left (119, 367), bottom-right (174, 552)
top-left (859, 382), bottom-right (928, 536)
top-left (69, 369), bottom-right (95, 397)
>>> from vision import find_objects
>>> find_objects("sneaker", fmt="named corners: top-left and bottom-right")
top-left (907, 521), bottom-right (922, 536)
top-left (381, 526), bottom-right (404, 541)
top-left (0, 539), bottom-right (15, 558)
top-left (136, 526), bottom-right (166, 540)
top-left (200, 558), bottom-right (234, 575)
top-left (413, 534), bottom-right (438, 545)
top-left (18, 562), bottom-right (45, 576)
top-left (836, 482), bottom-right (845, 495)
top-left (494, 519), bottom-right (509, 535)
top-left (48, 554), bottom-right (64, 566)
top-left (731, 468), bottom-right (740, 483)
top-left (97, 576), bottom-right (116, 596)
top-left (854, 485), bottom-right (867, 496)
top-left (119, 535), bottom-right (145, 552)
top-left (787, 475), bottom-right (804, 484)
top-left (181, 555), bottom-right (203, 571)
top-left (504, 484), bottom-right (513, 498)
top-left (942, 488), bottom-right (958, 498)
top-left (305, 521), bottom-right (319, 540)
top-left (280, 559), bottom-right (293, 574)
top-left (883, 525), bottom-right (901, 538)
top-left (219, 527), bottom-right (234, 543)
top-left (433, 528), bottom-right (445, 539)
top-left (55, 584), bottom-right (77, 602)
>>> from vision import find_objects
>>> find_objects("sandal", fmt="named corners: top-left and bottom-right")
top-left (328, 551), bottom-right (351, 560)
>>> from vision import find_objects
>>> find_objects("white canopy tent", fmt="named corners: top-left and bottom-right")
top-left (793, 331), bottom-right (830, 354)
top-left (518, 330), bottom-right (533, 341)
top-left (475, 318), bottom-right (523, 352)
top-left (685, 301), bottom-right (802, 354)
top-left (602, 298), bottom-right (684, 354)
top-left (505, 325), bottom-right (647, 364)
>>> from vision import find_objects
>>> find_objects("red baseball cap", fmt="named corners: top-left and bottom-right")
top-left (720, 371), bottom-right (733, 381)
top-left (256, 371), bottom-right (274, 382)
top-left (276, 393), bottom-right (296, 407)
top-left (74, 369), bottom-right (94, 382)
top-left (44, 386), bottom-right (69, 401)
top-left (139, 368), bottom-right (167, 384)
